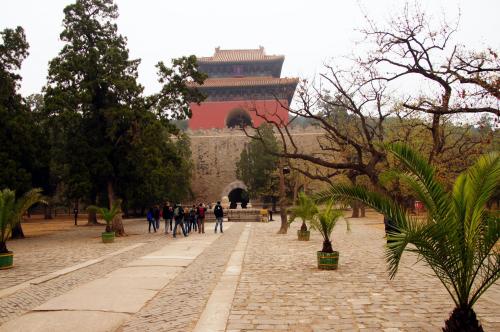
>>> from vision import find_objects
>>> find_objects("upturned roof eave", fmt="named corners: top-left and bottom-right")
top-left (197, 56), bottom-right (285, 64)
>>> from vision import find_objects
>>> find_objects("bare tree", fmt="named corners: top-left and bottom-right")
top-left (361, 5), bottom-right (499, 162)
top-left (244, 6), bottom-right (498, 209)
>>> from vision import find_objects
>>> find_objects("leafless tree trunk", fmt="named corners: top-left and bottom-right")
top-left (277, 159), bottom-right (288, 234)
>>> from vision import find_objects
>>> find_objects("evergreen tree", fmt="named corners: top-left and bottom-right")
top-left (0, 27), bottom-right (32, 194)
top-left (236, 123), bottom-right (279, 199)
top-left (0, 27), bottom-right (48, 237)
top-left (44, 0), bottom-right (144, 234)
top-left (45, 0), bottom-right (205, 232)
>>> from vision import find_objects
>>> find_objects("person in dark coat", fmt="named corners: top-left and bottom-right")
top-left (214, 201), bottom-right (224, 233)
top-left (173, 204), bottom-right (187, 237)
top-left (189, 205), bottom-right (197, 232)
top-left (163, 202), bottom-right (173, 234)
top-left (153, 205), bottom-right (161, 230)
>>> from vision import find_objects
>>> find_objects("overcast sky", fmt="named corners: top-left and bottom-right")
top-left (2, 0), bottom-right (499, 97)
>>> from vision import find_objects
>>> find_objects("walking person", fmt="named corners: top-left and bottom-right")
top-left (189, 205), bottom-right (197, 232)
top-left (173, 204), bottom-right (187, 238)
top-left (183, 206), bottom-right (191, 234)
top-left (147, 208), bottom-right (156, 233)
top-left (153, 205), bottom-right (161, 230)
top-left (197, 203), bottom-right (206, 234)
top-left (163, 202), bottom-right (172, 234)
top-left (214, 201), bottom-right (224, 233)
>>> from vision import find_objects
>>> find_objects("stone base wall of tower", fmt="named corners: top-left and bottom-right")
top-left (188, 126), bottom-right (330, 204)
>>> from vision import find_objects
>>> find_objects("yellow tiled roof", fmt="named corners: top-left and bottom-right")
top-left (198, 47), bottom-right (284, 63)
top-left (188, 76), bottom-right (299, 88)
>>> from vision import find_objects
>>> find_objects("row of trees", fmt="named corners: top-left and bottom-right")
top-left (0, 0), bottom-right (206, 236)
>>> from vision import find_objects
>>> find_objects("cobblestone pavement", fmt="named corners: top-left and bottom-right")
top-left (227, 216), bottom-right (500, 332)
top-left (2, 214), bottom-right (499, 331)
top-left (0, 219), bottom-right (178, 324)
top-left (120, 222), bottom-right (246, 332)
top-left (2, 218), bottom-right (162, 291)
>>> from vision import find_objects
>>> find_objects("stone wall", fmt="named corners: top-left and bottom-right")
top-left (188, 126), bottom-right (329, 204)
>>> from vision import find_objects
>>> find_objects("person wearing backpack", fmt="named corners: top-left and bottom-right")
top-left (153, 205), bottom-right (161, 230)
top-left (214, 201), bottom-right (224, 233)
top-left (163, 202), bottom-right (173, 234)
top-left (173, 203), bottom-right (187, 238)
top-left (197, 203), bottom-right (206, 234)
top-left (189, 205), bottom-right (197, 232)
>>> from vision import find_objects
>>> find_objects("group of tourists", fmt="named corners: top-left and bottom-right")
top-left (146, 201), bottom-right (224, 237)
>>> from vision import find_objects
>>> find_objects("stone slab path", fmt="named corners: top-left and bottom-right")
top-left (120, 223), bottom-right (247, 332)
top-left (194, 223), bottom-right (251, 332)
top-left (0, 224), bottom-right (235, 332)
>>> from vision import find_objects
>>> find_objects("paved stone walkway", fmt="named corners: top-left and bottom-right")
top-left (0, 220), bottom-right (173, 324)
top-left (227, 216), bottom-right (500, 331)
top-left (0, 213), bottom-right (498, 331)
top-left (121, 223), bottom-right (246, 332)
top-left (2, 219), bottom-right (158, 291)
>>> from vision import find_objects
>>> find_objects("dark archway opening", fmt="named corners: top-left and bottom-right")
top-left (228, 188), bottom-right (249, 209)
top-left (226, 109), bottom-right (252, 128)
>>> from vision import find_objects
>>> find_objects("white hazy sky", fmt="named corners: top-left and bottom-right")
top-left (2, 0), bottom-right (499, 97)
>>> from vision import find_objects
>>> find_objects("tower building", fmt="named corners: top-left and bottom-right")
top-left (188, 47), bottom-right (298, 129)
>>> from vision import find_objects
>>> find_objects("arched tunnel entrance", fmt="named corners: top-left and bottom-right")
top-left (226, 108), bottom-right (252, 128)
top-left (228, 188), bottom-right (249, 209)
top-left (222, 181), bottom-right (249, 209)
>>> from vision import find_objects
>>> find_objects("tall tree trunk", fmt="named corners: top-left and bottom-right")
top-left (360, 204), bottom-right (366, 217)
top-left (44, 204), bottom-right (53, 219)
top-left (107, 181), bottom-right (125, 236)
top-left (293, 179), bottom-right (300, 205)
top-left (11, 223), bottom-right (24, 239)
top-left (348, 173), bottom-right (360, 218)
top-left (351, 201), bottom-right (360, 218)
top-left (277, 160), bottom-right (288, 234)
top-left (87, 192), bottom-right (98, 225)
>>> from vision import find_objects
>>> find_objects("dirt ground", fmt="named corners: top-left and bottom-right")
top-left (20, 214), bottom-right (102, 238)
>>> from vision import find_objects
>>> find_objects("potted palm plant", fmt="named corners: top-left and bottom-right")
top-left (324, 143), bottom-right (499, 331)
top-left (309, 201), bottom-right (346, 270)
top-left (88, 200), bottom-right (121, 243)
top-left (289, 192), bottom-right (318, 241)
top-left (0, 188), bottom-right (45, 269)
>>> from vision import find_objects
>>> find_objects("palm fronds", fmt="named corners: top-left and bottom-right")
top-left (309, 201), bottom-right (346, 253)
top-left (288, 192), bottom-right (319, 230)
top-left (87, 200), bottom-right (122, 228)
top-left (0, 188), bottom-right (45, 253)
top-left (317, 143), bottom-right (499, 314)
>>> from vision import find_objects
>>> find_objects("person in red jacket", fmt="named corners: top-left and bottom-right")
top-left (197, 203), bottom-right (206, 234)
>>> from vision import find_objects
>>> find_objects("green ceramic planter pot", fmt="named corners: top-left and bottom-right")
top-left (0, 251), bottom-right (14, 269)
top-left (101, 231), bottom-right (115, 243)
top-left (317, 250), bottom-right (339, 270)
top-left (297, 230), bottom-right (310, 241)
